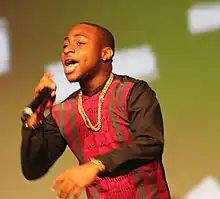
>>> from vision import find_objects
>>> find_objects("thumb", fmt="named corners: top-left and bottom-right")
top-left (51, 175), bottom-right (64, 191)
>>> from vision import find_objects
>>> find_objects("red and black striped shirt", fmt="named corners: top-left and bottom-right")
top-left (21, 74), bottom-right (170, 198)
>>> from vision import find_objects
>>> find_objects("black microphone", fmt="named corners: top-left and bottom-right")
top-left (21, 87), bottom-right (52, 123)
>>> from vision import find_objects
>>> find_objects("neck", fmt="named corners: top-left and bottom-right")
top-left (79, 67), bottom-right (112, 94)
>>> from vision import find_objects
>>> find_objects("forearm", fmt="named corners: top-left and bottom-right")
top-left (21, 125), bottom-right (51, 179)
top-left (20, 114), bottom-right (66, 180)
top-left (96, 135), bottom-right (163, 173)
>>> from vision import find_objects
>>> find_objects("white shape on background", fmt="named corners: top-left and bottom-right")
top-left (0, 18), bottom-right (10, 76)
top-left (46, 61), bottom-right (78, 104)
top-left (113, 45), bottom-right (158, 80)
top-left (183, 176), bottom-right (220, 199)
top-left (188, 2), bottom-right (220, 34)
top-left (46, 45), bottom-right (158, 103)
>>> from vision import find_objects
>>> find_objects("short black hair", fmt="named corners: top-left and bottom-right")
top-left (80, 22), bottom-right (115, 57)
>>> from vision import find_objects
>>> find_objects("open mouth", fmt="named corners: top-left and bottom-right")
top-left (65, 58), bottom-right (78, 66)
top-left (64, 58), bottom-right (79, 74)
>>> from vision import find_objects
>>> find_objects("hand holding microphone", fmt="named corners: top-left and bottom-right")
top-left (21, 72), bottom-right (57, 128)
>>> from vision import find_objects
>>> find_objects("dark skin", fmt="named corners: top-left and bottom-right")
top-left (61, 23), bottom-right (113, 93)
top-left (26, 23), bottom-right (114, 199)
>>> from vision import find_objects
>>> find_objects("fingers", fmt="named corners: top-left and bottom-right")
top-left (56, 185), bottom-right (81, 199)
top-left (34, 72), bottom-right (56, 97)
top-left (71, 186), bottom-right (81, 198)
top-left (52, 182), bottom-right (81, 199)
top-left (51, 176), bottom-right (82, 199)
top-left (51, 90), bottom-right (56, 97)
top-left (43, 72), bottom-right (54, 78)
top-left (57, 181), bottom-right (72, 199)
top-left (51, 175), bottom-right (64, 191)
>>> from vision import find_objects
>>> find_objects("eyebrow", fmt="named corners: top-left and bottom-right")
top-left (75, 33), bottom-right (87, 37)
top-left (64, 34), bottom-right (88, 41)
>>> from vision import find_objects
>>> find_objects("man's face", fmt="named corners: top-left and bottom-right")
top-left (61, 24), bottom-right (102, 82)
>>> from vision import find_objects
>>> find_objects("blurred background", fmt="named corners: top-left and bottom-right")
top-left (1, 0), bottom-right (220, 198)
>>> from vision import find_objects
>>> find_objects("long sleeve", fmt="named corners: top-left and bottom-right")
top-left (21, 112), bottom-right (67, 180)
top-left (96, 80), bottom-right (164, 173)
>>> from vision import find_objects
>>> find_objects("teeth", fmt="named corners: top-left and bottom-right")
top-left (65, 63), bottom-right (78, 72)
top-left (67, 64), bottom-right (75, 70)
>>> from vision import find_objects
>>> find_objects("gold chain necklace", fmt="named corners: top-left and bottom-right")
top-left (78, 73), bottom-right (114, 132)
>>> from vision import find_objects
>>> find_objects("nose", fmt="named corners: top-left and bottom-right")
top-left (63, 45), bottom-right (75, 55)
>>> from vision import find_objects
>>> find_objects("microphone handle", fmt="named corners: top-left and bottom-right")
top-left (21, 87), bottom-right (51, 123)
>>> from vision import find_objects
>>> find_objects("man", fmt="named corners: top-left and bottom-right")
top-left (21, 22), bottom-right (171, 199)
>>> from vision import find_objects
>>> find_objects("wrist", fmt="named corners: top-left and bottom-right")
top-left (89, 158), bottom-right (106, 174)
top-left (24, 113), bottom-right (44, 129)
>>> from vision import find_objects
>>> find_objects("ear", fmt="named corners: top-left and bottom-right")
top-left (101, 47), bottom-right (113, 62)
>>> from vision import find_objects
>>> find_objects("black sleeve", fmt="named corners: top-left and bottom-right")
top-left (21, 112), bottom-right (67, 180)
top-left (96, 80), bottom-right (164, 173)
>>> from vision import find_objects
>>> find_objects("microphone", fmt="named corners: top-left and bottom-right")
top-left (21, 87), bottom-right (52, 123)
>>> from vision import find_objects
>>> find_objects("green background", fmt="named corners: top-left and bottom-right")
top-left (1, 0), bottom-right (220, 198)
